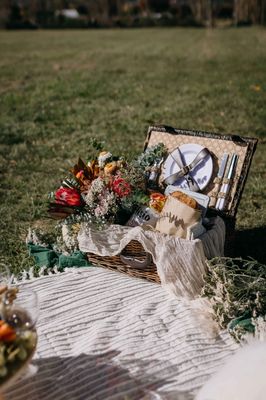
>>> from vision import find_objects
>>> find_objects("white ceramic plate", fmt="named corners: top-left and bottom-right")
top-left (161, 143), bottom-right (213, 191)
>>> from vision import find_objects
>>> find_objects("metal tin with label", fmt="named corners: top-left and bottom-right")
top-left (126, 206), bottom-right (159, 228)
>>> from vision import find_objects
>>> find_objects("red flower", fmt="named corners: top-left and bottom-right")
top-left (55, 187), bottom-right (82, 207)
top-left (111, 177), bottom-right (131, 198)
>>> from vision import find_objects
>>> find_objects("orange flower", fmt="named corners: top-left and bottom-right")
top-left (71, 158), bottom-right (99, 190)
top-left (149, 192), bottom-right (166, 212)
top-left (76, 170), bottom-right (84, 180)
top-left (0, 320), bottom-right (16, 343)
top-left (104, 161), bottom-right (118, 176)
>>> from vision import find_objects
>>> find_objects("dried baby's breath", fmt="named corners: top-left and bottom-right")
top-left (201, 257), bottom-right (266, 336)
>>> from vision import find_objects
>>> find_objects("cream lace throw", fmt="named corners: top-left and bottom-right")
top-left (78, 217), bottom-right (225, 299)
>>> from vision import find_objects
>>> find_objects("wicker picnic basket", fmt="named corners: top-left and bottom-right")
top-left (86, 125), bottom-right (258, 283)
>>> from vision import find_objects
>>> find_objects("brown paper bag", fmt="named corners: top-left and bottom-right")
top-left (155, 196), bottom-right (201, 239)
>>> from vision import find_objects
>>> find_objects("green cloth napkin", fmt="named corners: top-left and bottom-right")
top-left (28, 243), bottom-right (90, 269)
top-left (228, 311), bottom-right (255, 334)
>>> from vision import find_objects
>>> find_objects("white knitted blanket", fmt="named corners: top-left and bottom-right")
top-left (4, 267), bottom-right (238, 400)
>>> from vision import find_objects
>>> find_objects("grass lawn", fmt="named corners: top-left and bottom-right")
top-left (0, 27), bottom-right (266, 274)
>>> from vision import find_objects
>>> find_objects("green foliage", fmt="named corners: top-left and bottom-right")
top-left (120, 190), bottom-right (150, 214)
top-left (202, 257), bottom-right (266, 330)
top-left (134, 143), bottom-right (167, 171)
top-left (88, 138), bottom-right (105, 160)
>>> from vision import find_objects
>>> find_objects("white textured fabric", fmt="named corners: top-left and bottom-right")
top-left (4, 267), bottom-right (238, 400)
top-left (78, 217), bottom-right (225, 299)
top-left (196, 342), bottom-right (266, 400)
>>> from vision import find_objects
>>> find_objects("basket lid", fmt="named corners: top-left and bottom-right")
top-left (144, 125), bottom-right (258, 219)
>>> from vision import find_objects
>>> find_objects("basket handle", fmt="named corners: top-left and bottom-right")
top-left (120, 253), bottom-right (152, 269)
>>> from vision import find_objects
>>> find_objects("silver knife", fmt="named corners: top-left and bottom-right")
top-left (216, 153), bottom-right (238, 211)
top-left (209, 153), bottom-right (229, 207)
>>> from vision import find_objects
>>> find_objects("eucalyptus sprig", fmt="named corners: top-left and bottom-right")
top-left (133, 143), bottom-right (167, 171)
top-left (88, 138), bottom-right (105, 160)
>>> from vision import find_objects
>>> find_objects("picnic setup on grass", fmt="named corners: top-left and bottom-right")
top-left (1, 125), bottom-right (265, 400)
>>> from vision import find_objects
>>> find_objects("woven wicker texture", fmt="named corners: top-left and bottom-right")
top-left (82, 217), bottom-right (225, 292)
top-left (88, 241), bottom-right (160, 283)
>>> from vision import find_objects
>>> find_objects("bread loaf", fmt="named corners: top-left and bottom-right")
top-left (170, 191), bottom-right (199, 210)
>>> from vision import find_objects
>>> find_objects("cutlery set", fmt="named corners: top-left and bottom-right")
top-left (215, 153), bottom-right (238, 211)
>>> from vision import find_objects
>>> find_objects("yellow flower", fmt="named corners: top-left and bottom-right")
top-left (104, 161), bottom-right (118, 175)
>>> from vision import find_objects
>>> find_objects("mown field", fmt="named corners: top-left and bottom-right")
top-left (0, 27), bottom-right (266, 274)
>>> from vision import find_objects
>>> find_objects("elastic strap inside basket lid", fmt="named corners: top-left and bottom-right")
top-left (144, 125), bottom-right (257, 219)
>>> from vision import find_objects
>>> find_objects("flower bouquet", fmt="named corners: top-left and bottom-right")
top-left (48, 141), bottom-right (167, 229)
top-left (0, 285), bottom-right (38, 391)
